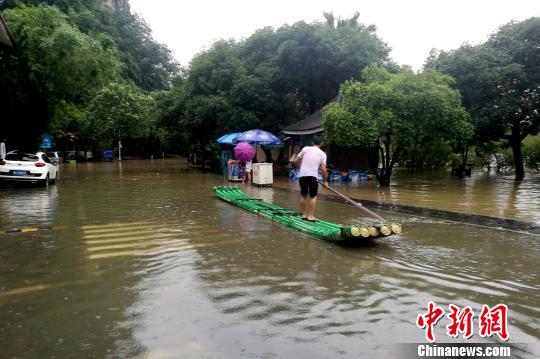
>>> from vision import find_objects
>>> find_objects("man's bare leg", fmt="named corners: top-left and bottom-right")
top-left (307, 196), bottom-right (318, 221)
top-left (300, 195), bottom-right (308, 219)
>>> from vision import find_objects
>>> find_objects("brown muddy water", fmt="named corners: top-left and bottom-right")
top-left (0, 160), bottom-right (539, 358)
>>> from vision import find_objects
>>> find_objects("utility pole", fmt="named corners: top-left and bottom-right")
top-left (118, 128), bottom-right (122, 161)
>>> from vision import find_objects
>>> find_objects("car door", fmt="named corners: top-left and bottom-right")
top-left (41, 154), bottom-right (56, 179)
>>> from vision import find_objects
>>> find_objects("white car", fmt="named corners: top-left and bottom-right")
top-left (0, 151), bottom-right (59, 185)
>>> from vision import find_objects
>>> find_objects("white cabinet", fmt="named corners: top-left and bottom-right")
top-left (252, 163), bottom-right (273, 185)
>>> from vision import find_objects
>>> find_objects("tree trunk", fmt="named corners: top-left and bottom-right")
top-left (511, 123), bottom-right (525, 181)
top-left (379, 165), bottom-right (392, 186)
top-left (377, 139), bottom-right (398, 187)
top-left (375, 144), bottom-right (386, 186)
top-left (511, 138), bottom-right (525, 181)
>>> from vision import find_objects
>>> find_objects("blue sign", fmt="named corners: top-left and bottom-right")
top-left (40, 133), bottom-right (53, 149)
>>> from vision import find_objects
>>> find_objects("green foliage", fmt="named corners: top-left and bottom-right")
top-left (152, 83), bottom-right (188, 153)
top-left (3, 0), bottom-right (179, 91)
top-left (2, 1), bottom-right (179, 152)
top-left (523, 135), bottom-right (540, 170)
top-left (428, 17), bottom-right (540, 179)
top-left (154, 14), bottom-right (392, 153)
top-left (5, 5), bottom-right (122, 97)
top-left (85, 82), bottom-right (154, 150)
top-left (322, 103), bottom-right (377, 147)
top-left (4, 4), bottom-right (122, 137)
top-left (111, 11), bottom-right (179, 90)
top-left (323, 65), bottom-right (472, 185)
top-left (412, 139), bottom-right (453, 170)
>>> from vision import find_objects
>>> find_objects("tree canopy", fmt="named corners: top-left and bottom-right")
top-left (155, 15), bottom-right (393, 158)
top-left (0, 0), bottom-right (178, 152)
top-left (427, 17), bottom-right (540, 180)
top-left (323, 65), bottom-right (472, 185)
top-left (85, 82), bottom-right (154, 150)
top-left (2, 0), bottom-right (179, 90)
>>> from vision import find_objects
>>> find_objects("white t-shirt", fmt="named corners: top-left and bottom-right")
top-left (245, 161), bottom-right (252, 172)
top-left (297, 146), bottom-right (327, 178)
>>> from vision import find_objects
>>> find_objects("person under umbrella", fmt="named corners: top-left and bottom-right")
top-left (233, 142), bottom-right (256, 184)
top-left (233, 129), bottom-right (283, 179)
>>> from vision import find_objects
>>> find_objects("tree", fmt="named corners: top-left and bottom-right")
top-left (427, 17), bottom-right (540, 180)
top-left (111, 10), bottom-right (179, 90)
top-left (85, 82), bottom-right (154, 152)
top-left (2, 0), bottom-right (180, 91)
top-left (323, 65), bottom-right (472, 186)
top-left (3, 4), bottom-right (122, 142)
top-left (160, 13), bottom-right (392, 153)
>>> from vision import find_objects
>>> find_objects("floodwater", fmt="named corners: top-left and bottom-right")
top-left (0, 160), bottom-right (539, 358)
top-left (277, 169), bottom-right (540, 224)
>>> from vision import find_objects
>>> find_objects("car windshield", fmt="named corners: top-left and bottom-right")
top-left (5, 153), bottom-right (39, 162)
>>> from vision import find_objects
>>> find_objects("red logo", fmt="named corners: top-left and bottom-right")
top-left (416, 303), bottom-right (509, 342)
top-left (446, 304), bottom-right (474, 339)
top-left (416, 301), bottom-right (445, 342)
top-left (479, 304), bottom-right (509, 341)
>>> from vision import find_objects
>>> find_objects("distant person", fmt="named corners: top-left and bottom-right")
top-left (294, 135), bottom-right (329, 221)
top-left (244, 160), bottom-right (252, 184)
top-left (237, 159), bottom-right (252, 184)
top-left (238, 160), bottom-right (246, 183)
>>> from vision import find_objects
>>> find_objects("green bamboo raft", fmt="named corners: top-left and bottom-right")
top-left (214, 186), bottom-right (401, 242)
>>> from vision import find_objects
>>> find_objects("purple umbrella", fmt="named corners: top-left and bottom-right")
top-left (233, 142), bottom-right (256, 163)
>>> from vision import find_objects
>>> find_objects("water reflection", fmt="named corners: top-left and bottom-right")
top-left (0, 185), bottom-right (58, 228)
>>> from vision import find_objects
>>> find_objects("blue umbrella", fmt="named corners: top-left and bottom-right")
top-left (233, 129), bottom-right (283, 146)
top-left (217, 132), bottom-right (241, 145)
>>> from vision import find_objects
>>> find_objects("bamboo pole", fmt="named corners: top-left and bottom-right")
top-left (318, 181), bottom-right (385, 221)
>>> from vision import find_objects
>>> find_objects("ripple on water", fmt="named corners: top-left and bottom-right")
top-left (1, 163), bottom-right (539, 358)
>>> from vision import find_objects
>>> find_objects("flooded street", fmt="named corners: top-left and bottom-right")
top-left (276, 170), bottom-right (540, 224)
top-left (1, 160), bottom-right (539, 358)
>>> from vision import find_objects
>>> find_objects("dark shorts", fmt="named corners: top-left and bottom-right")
top-left (299, 176), bottom-right (319, 197)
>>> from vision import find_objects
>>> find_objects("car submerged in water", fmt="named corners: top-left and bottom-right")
top-left (0, 151), bottom-right (59, 186)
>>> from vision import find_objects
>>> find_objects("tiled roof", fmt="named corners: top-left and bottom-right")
top-left (282, 109), bottom-right (323, 135)
top-left (282, 96), bottom-right (341, 135)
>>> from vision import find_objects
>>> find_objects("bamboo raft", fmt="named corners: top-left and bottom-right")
top-left (214, 186), bottom-right (401, 242)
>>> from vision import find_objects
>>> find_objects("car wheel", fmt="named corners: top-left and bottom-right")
top-left (50, 171), bottom-right (57, 184)
top-left (40, 174), bottom-right (50, 187)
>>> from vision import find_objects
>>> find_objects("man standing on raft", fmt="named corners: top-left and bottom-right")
top-left (294, 135), bottom-right (329, 221)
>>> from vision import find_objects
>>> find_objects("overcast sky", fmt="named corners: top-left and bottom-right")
top-left (130, 0), bottom-right (539, 70)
